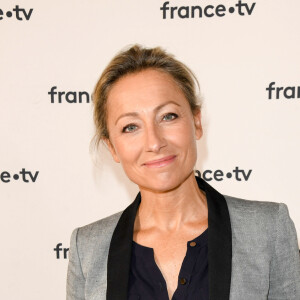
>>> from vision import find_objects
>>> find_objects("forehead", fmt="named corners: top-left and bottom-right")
top-left (106, 69), bottom-right (187, 116)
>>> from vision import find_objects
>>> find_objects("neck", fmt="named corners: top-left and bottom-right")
top-left (136, 173), bottom-right (207, 233)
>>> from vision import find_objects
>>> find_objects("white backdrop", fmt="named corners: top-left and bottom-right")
top-left (0, 0), bottom-right (299, 299)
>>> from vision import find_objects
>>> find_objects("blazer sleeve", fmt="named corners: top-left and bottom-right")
top-left (66, 228), bottom-right (85, 300)
top-left (268, 203), bottom-right (300, 299)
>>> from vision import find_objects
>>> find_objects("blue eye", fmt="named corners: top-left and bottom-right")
top-left (163, 113), bottom-right (178, 121)
top-left (122, 124), bottom-right (137, 133)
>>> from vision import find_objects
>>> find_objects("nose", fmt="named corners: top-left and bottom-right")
top-left (145, 123), bottom-right (166, 153)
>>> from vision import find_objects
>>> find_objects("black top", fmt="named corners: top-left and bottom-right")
top-left (107, 175), bottom-right (232, 300)
top-left (127, 228), bottom-right (209, 300)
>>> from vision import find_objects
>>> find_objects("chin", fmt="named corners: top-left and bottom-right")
top-left (136, 172), bottom-right (187, 193)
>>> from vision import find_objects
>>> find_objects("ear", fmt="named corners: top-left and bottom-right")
top-left (103, 138), bottom-right (120, 163)
top-left (193, 109), bottom-right (203, 140)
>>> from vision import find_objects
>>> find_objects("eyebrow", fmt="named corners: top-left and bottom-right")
top-left (114, 100), bottom-right (181, 125)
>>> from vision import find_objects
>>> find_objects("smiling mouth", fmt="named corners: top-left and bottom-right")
top-left (143, 155), bottom-right (177, 168)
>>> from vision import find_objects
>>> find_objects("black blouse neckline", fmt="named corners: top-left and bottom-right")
top-left (132, 227), bottom-right (209, 253)
top-left (107, 175), bottom-right (232, 300)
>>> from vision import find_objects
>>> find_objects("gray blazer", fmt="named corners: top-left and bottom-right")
top-left (66, 176), bottom-right (300, 300)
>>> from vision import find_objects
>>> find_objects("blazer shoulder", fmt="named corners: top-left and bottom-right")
top-left (223, 195), bottom-right (294, 236)
top-left (224, 194), bottom-right (282, 215)
top-left (75, 210), bottom-right (124, 250)
top-left (223, 196), bottom-right (300, 298)
top-left (80, 210), bottom-right (124, 232)
top-left (68, 211), bottom-right (125, 285)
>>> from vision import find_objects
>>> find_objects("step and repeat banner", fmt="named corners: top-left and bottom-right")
top-left (1, 0), bottom-right (299, 299)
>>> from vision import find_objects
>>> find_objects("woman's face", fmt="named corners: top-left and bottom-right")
top-left (105, 69), bottom-right (202, 192)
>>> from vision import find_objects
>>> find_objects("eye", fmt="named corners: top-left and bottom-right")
top-left (162, 113), bottom-right (178, 121)
top-left (122, 124), bottom-right (137, 133)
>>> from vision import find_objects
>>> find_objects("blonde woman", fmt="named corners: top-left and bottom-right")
top-left (67, 45), bottom-right (300, 300)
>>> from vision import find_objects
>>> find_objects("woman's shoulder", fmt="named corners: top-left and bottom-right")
top-left (224, 194), bottom-right (284, 213)
top-left (223, 194), bottom-right (293, 230)
top-left (71, 210), bottom-right (124, 248)
top-left (68, 210), bottom-right (125, 276)
top-left (79, 210), bottom-right (124, 232)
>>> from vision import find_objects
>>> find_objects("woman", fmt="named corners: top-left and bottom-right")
top-left (66, 45), bottom-right (300, 300)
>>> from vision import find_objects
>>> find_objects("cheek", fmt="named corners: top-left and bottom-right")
top-left (114, 138), bottom-right (141, 164)
top-left (167, 119), bottom-right (195, 147)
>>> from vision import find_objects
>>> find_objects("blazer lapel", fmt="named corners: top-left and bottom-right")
top-left (106, 176), bottom-right (232, 300)
top-left (106, 192), bottom-right (141, 300)
top-left (198, 176), bottom-right (232, 300)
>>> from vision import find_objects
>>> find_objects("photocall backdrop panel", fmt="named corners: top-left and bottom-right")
top-left (0, 0), bottom-right (299, 299)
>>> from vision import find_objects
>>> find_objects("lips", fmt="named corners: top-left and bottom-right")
top-left (143, 155), bottom-right (177, 168)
